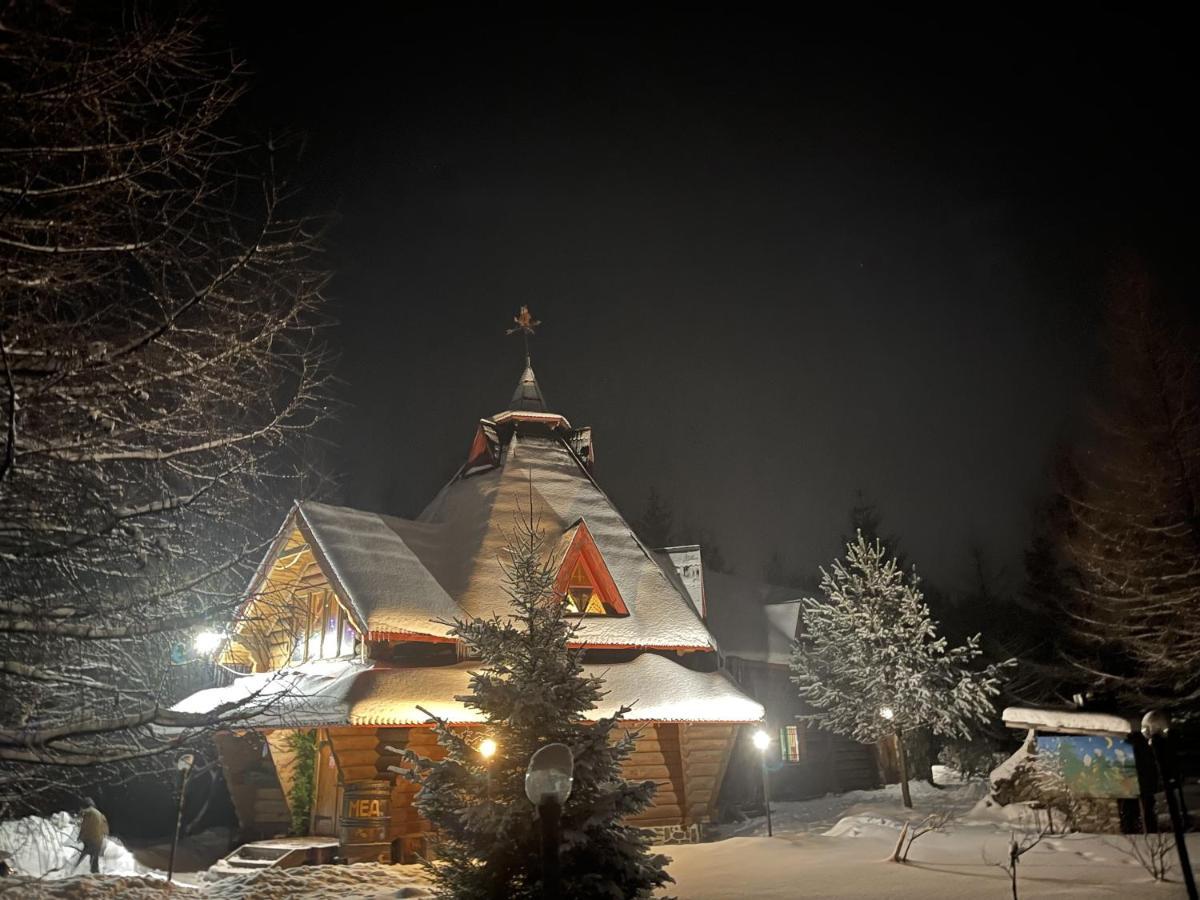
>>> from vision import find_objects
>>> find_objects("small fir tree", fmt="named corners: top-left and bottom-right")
top-left (400, 500), bottom-right (672, 899)
top-left (791, 532), bottom-right (1008, 807)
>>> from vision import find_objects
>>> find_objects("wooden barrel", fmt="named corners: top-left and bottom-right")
top-left (339, 779), bottom-right (391, 861)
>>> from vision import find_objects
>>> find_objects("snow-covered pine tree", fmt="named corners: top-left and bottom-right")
top-left (790, 532), bottom-right (1008, 807)
top-left (399, 499), bottom-right (672, 899)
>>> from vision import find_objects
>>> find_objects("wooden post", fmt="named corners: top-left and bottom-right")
top-left (896, 729), bottom-right (912, 809)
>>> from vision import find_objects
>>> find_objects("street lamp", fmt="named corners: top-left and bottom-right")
top-left (1141, 711), bottom-right (1197, 900)
top-left (879, 707), bottom-right (895, 721)
top-left (193, 631), bottom-right (223, 655)
top-left (526, 743), bottom-right (574, 900)
top-left (167, 753), bottom-right (195, 884)
top-left (752, 728), bottom-right (773, 838)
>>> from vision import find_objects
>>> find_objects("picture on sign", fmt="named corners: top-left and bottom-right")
top-left (1035, 734), bottom-right (1139, 798)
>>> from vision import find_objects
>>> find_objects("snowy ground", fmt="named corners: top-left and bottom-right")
top-left (0, 863), bottom-right (434, 899)
top-left (665, 770), bottom-right (1200, 898)
top-left (4, 774), bottom-right (1197, 898)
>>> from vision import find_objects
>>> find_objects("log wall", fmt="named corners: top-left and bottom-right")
top-left (222, 722), bottom-right (736, 845)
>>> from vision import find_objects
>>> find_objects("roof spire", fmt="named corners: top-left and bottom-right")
top-left (505, 306), bottom-right (549, 412)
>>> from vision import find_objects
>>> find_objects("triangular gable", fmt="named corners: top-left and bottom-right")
top-left (552, 519), bottom-right (629, 616)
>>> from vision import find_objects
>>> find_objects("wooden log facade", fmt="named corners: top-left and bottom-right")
top-left (216, 721), bottom-right (740, 857)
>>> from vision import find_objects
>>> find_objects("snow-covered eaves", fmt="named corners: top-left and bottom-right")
top-left (170, 658), bottom-right (369, 729)
top-left (1001, 706), bottom-right (1139, 737)
top-left (173, 653), bottom-right (764, 729)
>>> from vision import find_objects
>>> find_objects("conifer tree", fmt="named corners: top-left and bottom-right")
top-left (791, 533), bottom-right (1008, 807)
top-left (400, 499), bottom-right (672, 899)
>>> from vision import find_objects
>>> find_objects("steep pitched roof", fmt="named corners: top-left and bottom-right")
top-left (417, 431), bottom-right (716, 649)
top-left (172, 652), bottom-right (764, 728)
top-left (703, 569), bottom-right (803, 665)
top-left (269, 432), bottom-right (713, 650)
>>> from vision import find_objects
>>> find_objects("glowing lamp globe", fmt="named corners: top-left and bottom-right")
top-left (479, 738), bottom-right (498, 760)
top-left (752, 729), bottom-right (770, 751)
top-left (1141, 710), bottom-right (1170, 740)
top-left (193, 631), bottom-right (223, 655)
top-left (879, 707), bottom-right (895, 721)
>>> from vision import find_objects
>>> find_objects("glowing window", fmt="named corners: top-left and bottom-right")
top-left (780, 725), bottom-right (804, 763)
top-left (565, 561), bottom-right (608, 616)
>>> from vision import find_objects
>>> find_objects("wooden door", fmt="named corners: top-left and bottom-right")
top-left (311, 735), bottom-right (339, 836)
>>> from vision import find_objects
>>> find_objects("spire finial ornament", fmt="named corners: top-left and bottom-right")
top-left (506, 305), bottom-right (541, 365)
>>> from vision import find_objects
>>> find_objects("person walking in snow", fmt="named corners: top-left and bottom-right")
top-left (76, 797), bottom-right (108, 874)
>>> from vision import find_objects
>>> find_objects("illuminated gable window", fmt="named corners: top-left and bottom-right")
top-left (565, 560), bottom-right (608, 616)
top-left (553, 519), bottom-right (630, 617)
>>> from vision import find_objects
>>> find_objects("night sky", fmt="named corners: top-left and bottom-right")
top-left (221, 7), bottom-right (1192, 586)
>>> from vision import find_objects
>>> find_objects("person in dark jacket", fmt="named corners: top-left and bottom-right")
top-left (76, 797), bottom-right (108, 874)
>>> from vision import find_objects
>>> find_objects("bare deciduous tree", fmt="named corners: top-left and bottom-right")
top-left (1057, 266), bottom-right (1200, 710)
top-left (0, 4), bottom-right (332, 812)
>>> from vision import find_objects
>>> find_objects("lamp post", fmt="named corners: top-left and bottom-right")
top-left (1141, 711), bottom-right (1197, 900)
top-left (525, 743), bottom-right (574, 900)
top-left (752, 728), bottom-right (773, 837)
top-left (167, 752), bottom-right (195, 884)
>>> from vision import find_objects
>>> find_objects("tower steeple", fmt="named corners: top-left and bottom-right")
top-left (510, 361), bottom-right (549, 412)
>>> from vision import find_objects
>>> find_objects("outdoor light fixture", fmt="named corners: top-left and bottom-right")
top-left (526, 743), bottom-right (574, 900)
top-left (752, 727), bottom-right (773, 837)
top-left (880, 707), bottom-right (895, 721)
top-left (1141, 711), bottom-right (1197, 900)
top-left (1140, 709), bottom-right (1170, 740)
top-left (193, 631), bottom-right (223, 655)
top-left (479, 737), bottom-right (498, 759)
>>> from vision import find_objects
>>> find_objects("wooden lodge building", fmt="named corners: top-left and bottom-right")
top-left (176, 358), bottom-right (880, 862)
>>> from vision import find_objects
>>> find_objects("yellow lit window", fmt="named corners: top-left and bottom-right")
top-left (566, 561), bottom-right (607, 616)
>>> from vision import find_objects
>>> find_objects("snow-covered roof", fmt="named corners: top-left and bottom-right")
top-left (417, 432), bottom-right (715, 648)
top-left (173, 653), bottom-right (764, 728)
top-left (1001, 706), bottom-right (1139, 736)
top-left (279, 432), bottom-right (714, 650)
top-left (296, 503), bottom-right (460, 639)
top-left (702, 569), bottom-right (803, 665)
top-left (171, 658), bottom-right (370, 729)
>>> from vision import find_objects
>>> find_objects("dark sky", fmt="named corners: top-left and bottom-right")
top-left (221, 7), bottom-right (1192, 587)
